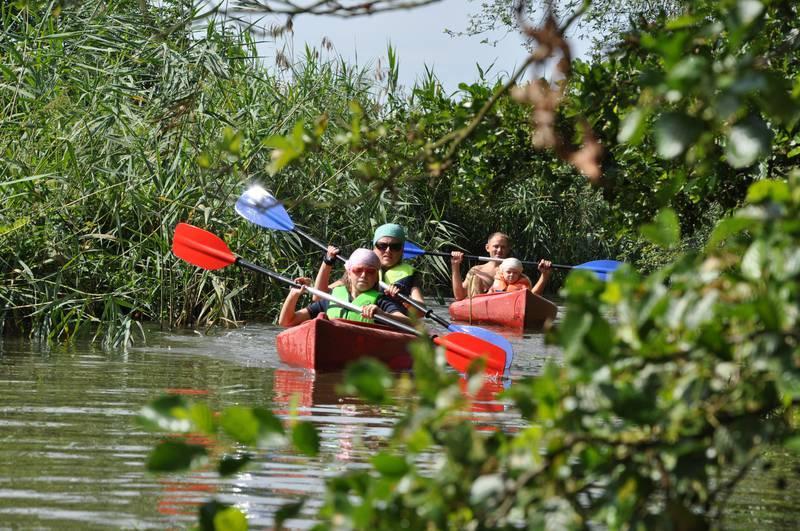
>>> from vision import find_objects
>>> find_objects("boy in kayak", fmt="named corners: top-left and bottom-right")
top-left (372, 223), bottom-right (424, 304)
top-left (450, 232), bottom-right (552, 300)
top-left (491, 258), bottom-right (532, 292)
top-left (279, 248), bottom-right (411, 327)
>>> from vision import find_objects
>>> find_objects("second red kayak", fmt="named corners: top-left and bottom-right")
top-left (448, 290), bottom-right (558, 330)
top-left (276, 315), bottom-right (416, 372)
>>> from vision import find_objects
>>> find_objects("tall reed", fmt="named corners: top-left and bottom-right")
top-left (0, 0), bottom-right (617, 345)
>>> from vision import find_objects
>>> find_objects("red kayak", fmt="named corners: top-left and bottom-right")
top-left (276, 315), bottom-right (416, 372)
top-left (448, 290), bottom-right (558, 330)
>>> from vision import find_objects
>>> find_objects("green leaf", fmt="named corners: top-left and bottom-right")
top-left (654, 112), bottom-right (702, 158)
top-left (214, 507), bottom-right (248, 531)
top-left (340, 358), bottom-right (394, 404)
top-left (221, 406), bottom-right (261, 445)
top-left (640, 208), bottom-right (680, 248)
top-left (706, 216), bottom-right (758, 249)
top-left (292, 421), bottom-right (320, 456)
top-left (221, 406), bottom-right (284, 447)
top-left (253, 407), bottom-right (286, 442)
top-left (189, 402), bottom-right (216, 435)
top-left (737, 0), bottom-right (764, 26)
top-left (726, 115), bottom-right (772, 168)
top-left (741, 240), bottom-right (767, 280)
top-left (746, 179), bottom-right (790, 204)
top-left (617, 107), bottom-right (648, 144)
top-left (784, 435), bottom-right (800, 454)
top-left (371, 452), bottom-right (410, 478)
top-left (146, 440), bottom-right (207, 472)
top-left (218, 453), bottom-right (253, 476)
top-left (275, 499), bottom-right (305, 530)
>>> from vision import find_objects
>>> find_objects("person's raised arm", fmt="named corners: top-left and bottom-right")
top-left (451, 251), bottom-right (468, 301)
top-left (531, 259), bottom-right (553, 296)
top-left (311, 245), bottom-right (339, 301)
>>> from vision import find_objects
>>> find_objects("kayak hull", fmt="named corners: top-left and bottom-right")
top-left (448, 290), bottom-right (557, 330)
top-left (276, 316), bottom-right (416, 372)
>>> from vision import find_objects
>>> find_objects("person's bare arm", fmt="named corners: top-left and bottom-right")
top-left (278, 279), bottom-right (312, 327)
top-left (531, 260), bottom-right (552, 296)
top-left (451, 251), bottom-right (467, 301)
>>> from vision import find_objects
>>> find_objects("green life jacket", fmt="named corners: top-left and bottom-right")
top-left (380, 263), bottom-right (415, 286)
top-left (326, 285), bottom-right (381, 323)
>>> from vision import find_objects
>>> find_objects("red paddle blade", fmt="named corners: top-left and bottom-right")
top-left (433, 332), bottom-right (506, 377)
top-left (172, 223), bottom-right (236, 270)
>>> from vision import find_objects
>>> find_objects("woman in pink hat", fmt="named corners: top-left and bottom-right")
top-left (278, 248), bottom-right (411, 327)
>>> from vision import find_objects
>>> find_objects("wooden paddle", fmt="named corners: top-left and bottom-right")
top-left (401, 241), bottom-right (624, 281)
top-left (234, 185), bottom-right (515, 369)
top-left (172, 223), bottom-right (506, 376)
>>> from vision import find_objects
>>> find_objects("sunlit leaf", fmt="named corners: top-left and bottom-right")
top-left (617, 107), bottom-right (647, 144)
top-left (221, 406), bottom-right (260, 445)
top-left (640, 208), bottom-right (680, 248)
top-left (214, 507), bottom-right (248, 531)
top-left (654, 112), bottom-right (702, 158)
top-left (737, 0), bottom-right (764, 25)
top-left (746, 179), bottom-right (790, 204)
top-left (726, 115), bottom-right (771, 168)
top-left (741, 240), bottom-right (767, 280)
top-left (138, 395), bottom-right (192, 432)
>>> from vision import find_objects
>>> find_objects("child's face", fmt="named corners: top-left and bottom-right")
top-left (502, 269), bottom-right (521, 283)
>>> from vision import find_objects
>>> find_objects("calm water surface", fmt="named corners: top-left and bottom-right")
top-left (0, 303), bottom-right (797, 528)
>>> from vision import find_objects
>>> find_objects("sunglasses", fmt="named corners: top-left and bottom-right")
top-left (375, 242), bottom-right (403, 252)
top-left (350, 267), bottom-right (378, 276)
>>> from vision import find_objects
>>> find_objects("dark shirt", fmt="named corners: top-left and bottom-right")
top-left (381, 272), bottom-right (419, 299)
top-left (306, 294), bottom-right (406, 319)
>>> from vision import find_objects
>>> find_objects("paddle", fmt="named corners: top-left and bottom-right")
top-left (234, 185), bottom-right (515, 370)
top-left (172, 223), bottom-right (506, 376)
top-left (402, 241), bottom-right (623, 281)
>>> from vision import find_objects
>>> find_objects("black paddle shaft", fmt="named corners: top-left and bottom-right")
top-left (235, 257), bottom-right (420, 336)
top-left (291, 227), bottom-right (452, 329)
top-left (425, 249), bottom-right (572, 270)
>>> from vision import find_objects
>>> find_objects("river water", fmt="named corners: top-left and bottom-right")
top-left (1, 306), bottom-right (798, 529)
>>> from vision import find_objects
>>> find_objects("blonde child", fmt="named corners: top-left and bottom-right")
top-left (491, 258), bottom-right (533, 292)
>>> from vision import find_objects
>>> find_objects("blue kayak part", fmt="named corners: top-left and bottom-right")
top-left (235, 186), bottom-right (294, 231)
top-left (448, 323), bottom-right (514, 370)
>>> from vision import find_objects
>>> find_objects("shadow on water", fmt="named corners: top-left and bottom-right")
top-left (1, 303), bottom-right (799, 528)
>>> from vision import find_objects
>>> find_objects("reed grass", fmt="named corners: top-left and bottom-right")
top-left (1, 0), bottom-right (617, 345)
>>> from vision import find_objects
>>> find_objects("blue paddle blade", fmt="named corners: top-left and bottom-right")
top-left (235, 185), bottom-right (294, 231)
top-left (573, 260), bottom-right (623, 280)
top-left (403, 240), bottom-right (426, 259)
top-left (447, 324), bottom-right (514, 370)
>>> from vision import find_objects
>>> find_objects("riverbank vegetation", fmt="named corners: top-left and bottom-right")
top-left (2, 0), bottom-right (615, 345)
top-left (4, 0), bottom-right (800, 528)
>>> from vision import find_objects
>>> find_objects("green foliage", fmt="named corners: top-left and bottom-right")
top-left (1, 0), bottom-right (616, 344)
top-left (138, 391), bottom-right (317, 529)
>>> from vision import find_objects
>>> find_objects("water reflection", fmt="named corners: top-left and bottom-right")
top-left (1, 309), bottom-right (799, 528)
